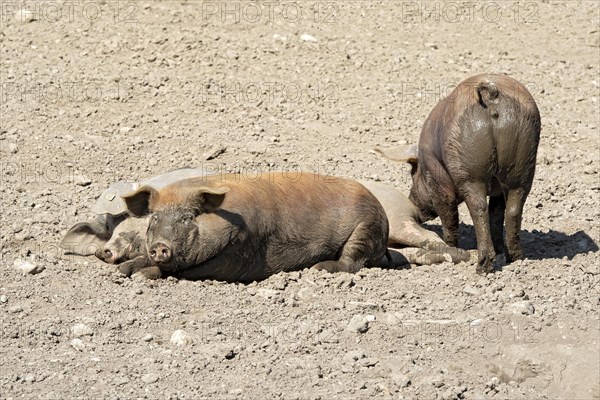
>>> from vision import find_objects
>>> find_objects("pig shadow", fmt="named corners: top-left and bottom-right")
top-left (423, 223), bottom-right (598, 261)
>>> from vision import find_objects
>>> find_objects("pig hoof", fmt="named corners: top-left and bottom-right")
top-left (118, 263), bottom-right (135, 277)
top-left (131, 267), bottom-right (162, 282)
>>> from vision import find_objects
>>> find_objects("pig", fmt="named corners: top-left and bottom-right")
top-left (120, 172), bottom-right (390, 282)
top-left (376, 74), bottom-right (541, 273)
top-left (360, 180), bottom-right (471, 265)
top-left (61, 172), bottom-right (470, 280)
top-left (60, 167), bottom-right (210, 261)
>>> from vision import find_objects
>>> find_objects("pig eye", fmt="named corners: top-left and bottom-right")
top-left (181, 214), bottom-right (194, 224)
top-left (151, 215), bottom-right (158, 225)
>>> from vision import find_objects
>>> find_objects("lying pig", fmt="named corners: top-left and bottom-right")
top-left (120, 172), bottom-right (390, 281)
top-left (61, 172), bottom-right (470, 278)
top-left (376, 74), bottom-right (541, 273)
top-left (359, 180), bottom-right (470, 265)
top-left (112, 179), bottom-right (470, 278)
top-left (60, 168), bottom-right (210, 261)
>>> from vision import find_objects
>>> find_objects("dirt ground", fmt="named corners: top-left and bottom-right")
top-left (1, 1), bottom-right (599, 399)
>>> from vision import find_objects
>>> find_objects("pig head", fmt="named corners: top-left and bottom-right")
top-left (376, 74), bottom-right (541, 273)
top-left (121, 173), bottom-right (390, 282)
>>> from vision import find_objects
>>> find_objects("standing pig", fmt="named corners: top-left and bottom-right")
top-left (121, 172), bottom-right (390, 282)
top-left (376, 74), bottom-right (541, 273)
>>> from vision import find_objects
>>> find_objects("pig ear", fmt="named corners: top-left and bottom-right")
top-left (60, 220), bottom-right (111, 256)
top-left (373, 145), bottom-right (418, 164)
top-left (121, 186), bottom-right (158, 217)
top-left (192, 186), bottom-right (229, 212)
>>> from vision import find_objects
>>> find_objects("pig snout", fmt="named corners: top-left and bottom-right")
top-left (149, 242), bottom-right (172, 264)
top-left (95, 247), bottom-right (118, 264)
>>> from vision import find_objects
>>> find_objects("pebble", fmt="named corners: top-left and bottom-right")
top-left (74, 175), bottom-right (92, 187)
top-left (0, 295), bottom-right (7, 303)
top-left (296, 287), bottom-right (316, 301)
top-left (142, 333), bottom-right (154, 342)
top-left (391, 373), bottom-right (411, 388)
top-left (510, 301), bottom-right (535, 315)
top-left (463, 285), bottom-right (479, 296)
top-left (70, 338), bottom-right (85, 351)
top-left (14, 259), bottom-right (45, 275)
top-left (114, 376), bottom-right (129, 386)
top-left (71, 323), bottom-right (94, 337)
top-left (204, 146), bottom-right (226, 161)
top-left (170, 329), bottom-right (191, 346)
top-left (141, 373), bottom-right (159, 384)
top-left (300, 34), bottom-right (318, 42)
top-left (346, 315), bottom-right (370, 333)
top-left (8, 143), bottom-right (18, 154)
top-left (9, 305), bottom-right (23, 313)
top-left (24, 374), bottom-right (36, 383)
top-left (256, 288), bottom-right (279, 299)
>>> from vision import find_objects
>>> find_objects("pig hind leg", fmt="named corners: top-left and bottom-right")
top-left (312, 222), bottom-right (383, 273)
top-left (504, 187), bottom-right (527, 263)
top-left (462, 181), bottom-right (496, 274)
top-left (489, 194), bottom-right (506, 255)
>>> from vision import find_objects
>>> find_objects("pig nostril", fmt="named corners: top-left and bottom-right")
top-left (162, 249), bottom-right (169, 257)
top-left (104, 249), bottom-right (112, 259)
top-left (150, 250), bottom-right (157, 258)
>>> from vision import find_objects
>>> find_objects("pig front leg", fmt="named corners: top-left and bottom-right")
top-left (118, 255), bottom-right (152, 276)
top-left (425, 173), bottom-right (459, 247)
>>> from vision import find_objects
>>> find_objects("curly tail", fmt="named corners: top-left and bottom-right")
top-left (476, 78), bottom-right (500, 118)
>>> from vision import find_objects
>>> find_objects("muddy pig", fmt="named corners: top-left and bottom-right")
top-left (376, 74), bottom-right (541, 273)
top-left (121, 172), bottom-right (390, 282)
top-left (60, 167), bottom-right (211, 261)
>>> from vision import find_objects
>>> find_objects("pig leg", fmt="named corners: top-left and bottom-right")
top-left (504, 188), bottom-right (527, 263)
top-left (489, 194), bottom-right (506, 255)
top-left (118, 255), bottom-right (152, 277)
top-left (426, 174), bottom-right (460, 247)
top-left (313, 222), bottom-right (382, 273)
top-left (389, 219), bottom-right (445, 249)
top-left (462, 182), bottom-right (496, 274)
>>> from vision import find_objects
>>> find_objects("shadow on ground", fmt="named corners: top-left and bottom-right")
top-left (423, 223), bottom-right (598, 261)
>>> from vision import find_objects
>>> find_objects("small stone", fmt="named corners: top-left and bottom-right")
top-left (71, 323), bottom-right (94, 337)
top-left (391, 373), bottom-right (410, 388)
top-left (8, 143), bottom-right (18, 154)
top-left (346, 315), bottom-right (370, 333)
top-left (170, 329), bottom-right (191, 346)
top-left (463, 285), bottom-right (479, 296)
top-left (204, 146), bottom-right (226, 161)
top-left (296, 287), bottom-right (316, 301)
top-left (24, 374), bottom-right (36, 383)
top-left (256, 288), bottom-right (279, 299)
top-left (141, 373), bottom-right (159, 384)
top-left (114, 376), bottom-right (129, 386)
top-left (9, 305), bottom-right (23, 313)
top-left (0, 295), bottom-right (7, 303)
top-left (119, 127), bottom-right (132, 134)
top-left (14, 259), bottom-right (45, 275)
top-left (272, 34), bottom-right (287, 42)
top-left (74, 175), bottom-right (92, 187)
top-left (70, 338), bottom-right (85, 351)
top-left (300, 33), bottom-right (318, 42)
top-left (142, 334), bottom-right (154, 342)
top-left (510, 301), bottom-right (535, 315)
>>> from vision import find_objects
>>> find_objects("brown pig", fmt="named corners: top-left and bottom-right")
top-left (120, 172), bottom-right (390, 282)
top-left (376, 74), bottom-right (541, 273)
